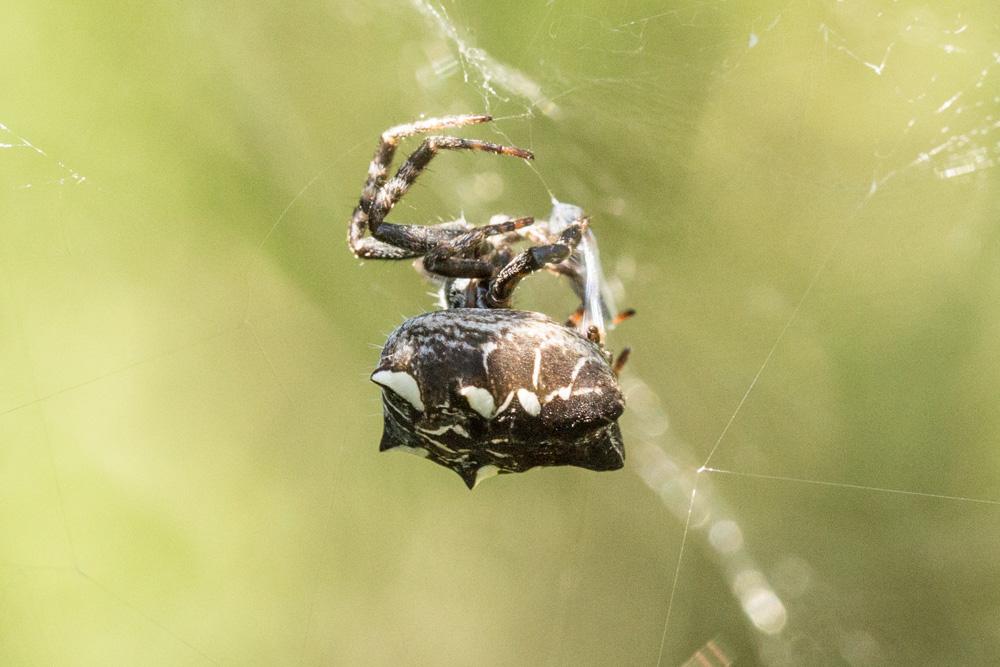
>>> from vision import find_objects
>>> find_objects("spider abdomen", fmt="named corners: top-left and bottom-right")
top-left (372, 309), bottom-right (625, 488)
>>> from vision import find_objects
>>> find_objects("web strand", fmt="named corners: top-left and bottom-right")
top-left (703, 468), bottom-right (1000, 507)
top-left (656, 484), bottom-right (699, 667)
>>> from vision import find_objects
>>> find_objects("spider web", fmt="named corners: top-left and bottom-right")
top-left (2, 1), bottom-right (999, 665)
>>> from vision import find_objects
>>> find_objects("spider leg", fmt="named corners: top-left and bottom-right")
top-left (516, 217), bottom-right (595, 320)
top-left (351, 219), bottom-right (473, 260)
top-left (349, 114), bottom-right (492, 256)
top-left (484, 223), bottom-right (584, 308)
top-left (423, 217), bottom-right (535, 279)
top-left (350, 237), bottom-right (424, 260)
top-left (359, 216), bottom-right (532, 264)
top-left (350, 135), bottom-right (533, 259)
top-left (366, 135), bottom-right (532, 247)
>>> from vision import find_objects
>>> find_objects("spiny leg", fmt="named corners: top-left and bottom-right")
top-left (349, 114), bottom-right (492, 255)
top-left (350, 236), bottom-right (423, 260)
top-left (351, 219), bottom-right (470, 260)
top-left (353, 216), bottom-right (534, 262)
top-left (484, 223), bottom-right (584, 308)
top-left (423, 217), bottom-right (534, 279)
top-left (367, 135), bottom-right (533, 241)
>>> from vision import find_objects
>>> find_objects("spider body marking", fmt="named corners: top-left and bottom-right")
top-left (349, 114), bottom-right (630, 488)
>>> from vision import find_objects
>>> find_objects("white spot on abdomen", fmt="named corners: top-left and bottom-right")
top-left (532, 348), bottom-right (542, 388)
top-left (544, 386), bottom-right (572, 403)
top-left (460, 386), bottom-right (496, 419)
top-left (543, 358), bottom-right (591, 403)
top-left (516, 388), bottom-right (541, 416)
top-left (372, 370), bottom-right (424, 411)
top-left (481, 342), bottom-right (497, 372)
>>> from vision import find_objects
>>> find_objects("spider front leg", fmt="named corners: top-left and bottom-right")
top-left (366, 136), bottom-right (532, 250)
top-left (349, 114), bottom-right (492, 258)
top-left (422, 216), bottom-right (535, 279)
top-left (348, 116), bottom-right (533, 261)
top-left (484, 222), bottom-right (585, 308)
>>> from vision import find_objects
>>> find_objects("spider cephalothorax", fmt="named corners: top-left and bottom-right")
top-left (349, 114), bottom-right (631, 488)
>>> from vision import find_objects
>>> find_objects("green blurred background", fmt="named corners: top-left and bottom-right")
top-left (2, 1), bottom-right (999, 664)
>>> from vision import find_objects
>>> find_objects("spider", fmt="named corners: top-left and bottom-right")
top-left (349, 114), bottom-right (632, 488)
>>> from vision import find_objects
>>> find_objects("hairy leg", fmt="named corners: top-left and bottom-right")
top-left (348, 115), bottom-right (492, 255)
top-left (423, 217), bottom-right (534, 279)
